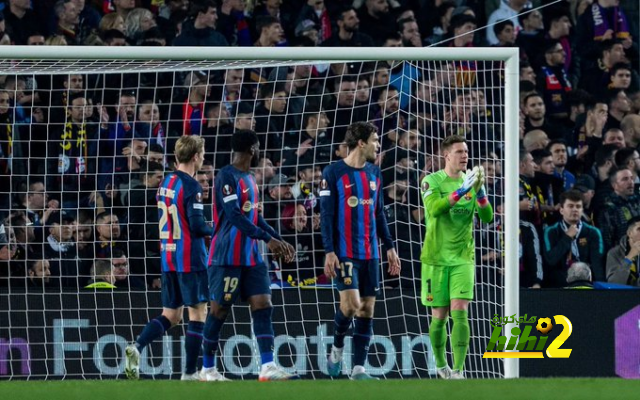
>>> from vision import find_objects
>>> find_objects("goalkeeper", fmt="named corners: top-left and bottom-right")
top-left (420, 135), bottom-right (493, 379)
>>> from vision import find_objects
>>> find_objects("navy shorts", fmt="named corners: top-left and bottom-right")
top-left (208, 264), bottom-right (271, 306)
top-left (161, 270), bottom-right (208, 309)
top-left (335, 258), bottom-right (380, 297)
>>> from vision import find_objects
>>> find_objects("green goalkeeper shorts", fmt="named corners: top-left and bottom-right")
top-left (421, 263), bottom-right (475, 307)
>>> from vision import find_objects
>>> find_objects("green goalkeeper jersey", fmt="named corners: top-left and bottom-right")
top-left (420, 170), bottom-right (494, 266)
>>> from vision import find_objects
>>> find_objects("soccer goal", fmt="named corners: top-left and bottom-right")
top-left (0, 46), bottom-right (518, 380)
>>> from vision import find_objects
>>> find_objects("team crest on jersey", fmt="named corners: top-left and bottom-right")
top-left (224, 293), bottom-right (232, 302)
top-left (223, 185), bottom-right (233, 195)
top-left (426, 295), bottom-right (433, 302)
top-left (370, 181), bottom-right (377, 191)
top-left (344, 277), bottom-right (352, 285)
top-left (347, 196), bottom-right (359, 208)
top-left (464, 192), bottom-right (473, 200)
top-left (579, 238), bottom-right (587, 246)
top-left (320, 179), bottom-right (328, 190)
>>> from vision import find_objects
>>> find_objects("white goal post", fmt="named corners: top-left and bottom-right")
top-left (0, 46), bottom-right (519, 379)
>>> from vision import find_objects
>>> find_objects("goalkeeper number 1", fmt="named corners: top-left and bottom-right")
top-left (420, 135), bottom-right (494, 379)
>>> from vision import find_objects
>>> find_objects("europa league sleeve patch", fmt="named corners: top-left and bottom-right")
top-left (222, 184), bottom-right (233, 196)
top-left (196, 192), bottom-right (203, 203)
top-left (320, 179), bottom-right (328, 190)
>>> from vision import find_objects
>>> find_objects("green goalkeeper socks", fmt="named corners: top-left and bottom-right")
top-left (451, 310), bottom-right (470, 371)
top-left (429, 317), bottom-right (448, 368)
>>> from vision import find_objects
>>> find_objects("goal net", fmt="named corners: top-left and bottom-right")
top-left (0, 47), bottom-right (518, 380)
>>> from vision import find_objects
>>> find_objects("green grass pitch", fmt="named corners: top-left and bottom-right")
top-left (1, 379), bottom-right (639, 400)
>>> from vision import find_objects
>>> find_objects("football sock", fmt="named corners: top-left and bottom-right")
top-left (333, 309), bottom-right (352, 349)
top-left (202, 314), bottom-right (226, 369)
top-left (135, 315), bottom-right (172, 352)
top-left (252, 307), bottom-right (275, 365)
top-left (430, 317), bottom-right (448, 368)
top-left (184, 321), bottom-right (204, 374)
top-left (451, 310), bottom-right (470, 371)
top-left (352, 317), bottom-right (373, 368)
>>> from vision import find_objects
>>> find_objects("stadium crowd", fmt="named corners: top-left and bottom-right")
top-left (0, 0), bottom-right (638, 292)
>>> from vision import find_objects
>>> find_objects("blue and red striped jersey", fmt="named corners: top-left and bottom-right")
top-left (157, 171), bottom-right (207, 273)
top-left (319, 160), bottom-right (394, 260)
top-left (208, 165), bottom-right (280, 267)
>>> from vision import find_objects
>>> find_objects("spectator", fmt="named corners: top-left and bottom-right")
top-left (606, 215), bottom-right (640, 286)
top-left (251, 156), bottom-right (276, 189)
top-left (516, 10), bottom-right (544, 58)
top-left (522, 92), bottom-right (565, 140)
top-left (580, 40), bottom-right (639, 96)
top-left (110, 247), bottom-right (144, 289)
top-left (43, 211), bottom-right (78, 288)
top-left (604, 88), bottom-right (631, 132)
top-left (621, 114), bottom-right (640, 148)
top-left (590, 144), bottom-right (618, 210)
top-left (54, 0), bottom-right (81, 45)
top-left (5, 0), bottom-right (38, 45)
top-left (614, 147), bottom-right (640, 188)
top-left (85, 259), bottom-right (117, 289)
top-left (254, 82), bottom-right (287, 162)
top-left (113, 0), bottom-right (135, 21)
top-left (263, 173), bottom-right (295, 225)
top-left (253, 15), bottom-right (284, 47)
top-left (519, 60), bottom-right (537, 84)
top-left (217, 0), bottom-right (251, 46)
top-left (609, 62), bottom-right (633, 90)
top-left (519, 148), bottom-right (543, 228)
top-left (278, 202), bottom-right (324, 286)
top-left (94, 211), bottom-right (126, 260)
top-left (520, 219), bottom-right (544, 288)
top-left (576, 0), bottom-right (634, 61)
top-left (564, 261), bottom-right (594, 289)
top-left (134, 100), bottom-right (165, 148)
top-left (424, 0), bottom-right (456, 46)
top-left (357, 0), bottom-right (397, 45)
top-left (598, 167), bottom-right (640, 250)
top-left (532, 148), bottom-right (562, 225)
top-left (26, 32), bottom-right (45, 45)
top-left (27, 259), bottom-right (53, 289)
top-left (543, 190), bottom-right (605, 287)
top-left (47, 92), bottom-right (98, 209)
top-left (398, 17), bottom-right (421, 48)
top-left (522, 129), bottom-right (550, 152)
top-left (486, 0), bottom-right (528, 45)
top-left (492, 19), bottom-right (516, 47)
top-left (574, 174), bottom-right (597, 223)
top-left (124, 8), bottom-right (157, 45)
top-left (99, 12), bottom-right (125, 34)
top-left (283, 107), bottom-right (332, 174)
top-left (173, 0), bottom-right (228, 47)
top-left (296, 0), bottom-right (331, 45)
top-left (548, 140), bottom-right (575, 191)
top-left (536, 40), bottom-right (572, 121)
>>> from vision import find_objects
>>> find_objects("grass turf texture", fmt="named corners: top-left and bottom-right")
top-left (1, 379), bottom-right (639, 400)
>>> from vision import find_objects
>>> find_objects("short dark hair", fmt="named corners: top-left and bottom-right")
top-left (493, 19), bottom-right (514, 36)
top-left (595, 144), bottom-right (619, 167)
top-left (608, 166), bottom-right (629, 185)
top-left (547, 139), bottom-right (567, 152)
top-left (102, 29), bottom-right (126, 42)
top-left (397, 17), bottom-right (417, 33)
top-left (606, 88), bottom-right (625, 106)
top-left (600, 39), bottom-right (622, 55)
top-left (256, 15), bottom-right (280, 33)
top-left (559, 189), bottom-right (584, 206)
top-left (615, 147), bottom-right (636, 167)
top-left (626, 216), bottom-right (640, 232)
top-left (344, 122), bottom-right (377, 151)
top-left (522, 92), bottom-right (543, 106)
top-left (232, 129), bottom-right (259, 153)
top-left (531, 148), bottom-right (552, 165)
top-left (519, 146), bottom-right (530, 163)
top-left (190, 0), bottom-right (216, 17)
top-left (337, 6), bottom-right (356, 20)
top-left (566, 89), bottom-right (593, 109)
top-left (610, 62), bottom-right (632, 77)
top-left (441, 135), bottom-right (466, 153)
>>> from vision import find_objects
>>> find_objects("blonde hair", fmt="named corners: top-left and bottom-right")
top-left (99, 13), bottom-right (125, 33)
top-left (45, 35), bottom-right (68, 46)
top-left (174, 135), bottom-right (205, 164)
top-left (125, 8), bottom-right (154, 40)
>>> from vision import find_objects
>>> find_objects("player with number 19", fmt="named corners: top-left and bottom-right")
top-left (125, 135), bottom-right (213, 381)
top-left (203, 129), bottom-right (298, 381)
top-left (420, 135), bottom-right (493, 379)
top-left (320, 122), bottom-right (401, 380)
